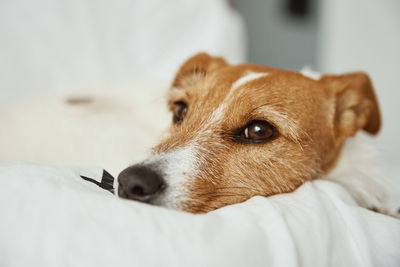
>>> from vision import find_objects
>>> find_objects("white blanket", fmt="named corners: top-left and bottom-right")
top-left (1, 162), bottom-right (399, 267)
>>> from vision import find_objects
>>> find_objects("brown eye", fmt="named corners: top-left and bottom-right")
top-left (236, 120), bottom-right (277, 143)
top-left (172, 101), bottom-right (188, 124)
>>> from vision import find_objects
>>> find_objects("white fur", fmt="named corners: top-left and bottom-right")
top-left (231, 72), bottom-right (269, 90)
top-left (300, 66), bottom-right (321, 80)
top-left (143, 145), bottom-right (198, 209)
top-left (206, 72), bottom-right (270, 125)
top-left (324, 132), bottom-right (389, 208)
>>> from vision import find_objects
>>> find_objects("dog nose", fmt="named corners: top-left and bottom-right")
top-left (117, 165), bottom-right (166, 202)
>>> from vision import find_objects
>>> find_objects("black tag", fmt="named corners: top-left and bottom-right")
top-left (80, 169), bottom-right (115, 194)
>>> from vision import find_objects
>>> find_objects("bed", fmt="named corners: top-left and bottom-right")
top-left (1, 162), bottom-right (399, 267)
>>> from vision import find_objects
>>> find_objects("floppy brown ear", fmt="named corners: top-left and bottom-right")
top-left (172, 53), bottom-right (228, 87)
top-left (320, 72), bottom-right (381, 140)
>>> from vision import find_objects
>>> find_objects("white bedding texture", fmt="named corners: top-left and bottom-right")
top-left (1, 162), bottom-right (399, 267)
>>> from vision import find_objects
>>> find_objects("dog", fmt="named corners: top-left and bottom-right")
top-left (117, 53), bottom-right (385, 214)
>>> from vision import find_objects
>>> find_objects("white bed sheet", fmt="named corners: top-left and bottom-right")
top-left (1, 162), bottom-right (399, 267)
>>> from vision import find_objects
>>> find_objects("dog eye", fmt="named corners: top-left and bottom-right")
top-left (172, 101), bottom-right (188, 124)
top-left (236, 120), bottom-right (276, 143)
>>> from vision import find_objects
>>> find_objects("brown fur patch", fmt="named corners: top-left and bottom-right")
top-left (153, 53), bottom-right (381, 213)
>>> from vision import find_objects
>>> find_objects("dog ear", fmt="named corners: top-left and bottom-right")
top-left (172, 53), bottom-right (228, 87)
top-left (320, 72), bottom-right (381, 140)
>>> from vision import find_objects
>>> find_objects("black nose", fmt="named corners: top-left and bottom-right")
top-left (117, 165), bottom-right (166, 202)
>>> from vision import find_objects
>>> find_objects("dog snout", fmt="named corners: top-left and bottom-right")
top-left (117, 165), bottom-right (166, 202)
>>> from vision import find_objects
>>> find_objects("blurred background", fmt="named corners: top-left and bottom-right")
top-left (0, 0), bottom-right (399, 181)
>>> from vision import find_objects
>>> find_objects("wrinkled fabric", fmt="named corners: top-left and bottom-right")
top-left (1, 162), bottom-right (399, 267)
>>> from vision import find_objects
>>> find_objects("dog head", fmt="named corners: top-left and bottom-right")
top-left (118, 53), bottom-right (381, 213)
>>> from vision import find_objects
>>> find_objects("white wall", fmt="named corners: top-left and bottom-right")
top-left (318, 0), bottom-right (400, 170)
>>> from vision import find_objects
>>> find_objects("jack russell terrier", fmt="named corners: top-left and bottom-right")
top-left (117, 53), bottom-right (385, 214)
